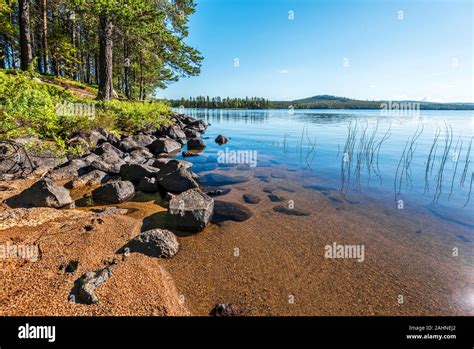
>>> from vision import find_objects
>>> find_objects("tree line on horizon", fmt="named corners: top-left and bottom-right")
top-left (170, 96), bottom-right (474, 110)
top-left (0, 0), bottom-right (202, 100)
top-left (171, 96), bottom-right (272, 109)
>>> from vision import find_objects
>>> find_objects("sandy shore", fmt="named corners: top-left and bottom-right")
top-left (1, 165), bottom-right (473, 316)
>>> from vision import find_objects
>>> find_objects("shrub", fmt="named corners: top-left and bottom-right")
top-left (97, 99), bottom-right (171, 134)
top-left (0, 70), bottom-right (171, 152)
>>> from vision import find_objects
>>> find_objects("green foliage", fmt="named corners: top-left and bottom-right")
top-left (97, 99), bottom-right (171, 134)
top-left (0, 70), bottom-right (73, 139)
top-left (0, 70), bottom-right (171, 149)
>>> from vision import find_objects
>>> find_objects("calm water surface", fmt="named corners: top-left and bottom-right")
top-left (178, 109), bottom-right (473, 223)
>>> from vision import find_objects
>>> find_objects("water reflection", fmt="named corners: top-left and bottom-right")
top-left (179, 108), bottom-right (474, 213)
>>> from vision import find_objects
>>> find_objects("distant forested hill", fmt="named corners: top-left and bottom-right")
top-left (169, 95), bottom-right (474, 110)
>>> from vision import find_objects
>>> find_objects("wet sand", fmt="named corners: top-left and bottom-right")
top-left (0, 165), bottom-right (473, 316)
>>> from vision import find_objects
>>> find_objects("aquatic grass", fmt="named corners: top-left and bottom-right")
top-left (460, 137), bottom-right (472, 187)
top-left (448, 135), bottom-right (463, 200)
top-left (404, 124), bottom-right (424, 189)
top-left (463, 172), bottom-right (473, 208)
top-left (394, 139), bottom-right (410, 199)
top-left (431, 123), bottom-right (453, 205)
top-left (373, 124), bottom-right (391, 183)
top-left (424, 128), bottom-right (441, 193)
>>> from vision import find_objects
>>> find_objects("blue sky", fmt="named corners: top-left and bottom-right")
top-left (157, 0), bottom-right (473, 103)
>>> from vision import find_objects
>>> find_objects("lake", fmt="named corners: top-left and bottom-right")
top-left (179, 108), bottom-right (473, 216)
top-left (164, 108), bottom-right (474, 315)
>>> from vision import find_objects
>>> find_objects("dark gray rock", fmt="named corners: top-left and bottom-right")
top-left (210, 304), bottom-right (242, 316)
top-left (69, 131), bottom-right (107, 150)
top-left (129, 147), bottom-right (153, 159)
top-left (129, 134), bottom-right (157, 148)
top-left (243, 193), bottom-right (260, 204)
top-left (47, 159), bottom-right (89, 181)
top-left (189, 119), bottom-right (207, 133)
top-left (215, 135), bottom-right (229, 145)
top-left (156, 160), bottom-right (199, 194)
top-left (120, 163), bottom-right (159, 184)
top-left (268, 194), bottom-right (285, 202)
top-left (81, 153), bottom-right (100, 165)
top-left (167, 125), bottom-right (186, 142)
top-left (148, 138), bottom-right (182, 155)
top-left (70, 170), bottom-right (109, 189)
top-left (212, 201), bottom-right (252, 223)
top-left (136, 177), bottom-right (158, 193)
top-left (94, 142), bottom-right (123, 157)
top-left (167, 188), bottom-right (214, 232)
top-left (187, 138), bottom-right (206, 150)
top-left (123, 153), bottom-right (147, 165)
top-left (6, 178), bottom-right (72, 208)
top-left (90, 151), bottom-right (126, 175)
top-left (206, 189), bottom-right (231, 197)
top-left (72, 265), bottom-right (115, 304)
top-left (147, 158), bottom-right (170, 169)
top-left (127, 229), bottom-right (179, 258)
top-left (200, 173), bottom-right (249, 187)
top-left (184, 127), bottom-right (200, 139)
top-left (118, 137), bottom-right (139, 152)
top-left (92, 181), bottom-right (135, 204)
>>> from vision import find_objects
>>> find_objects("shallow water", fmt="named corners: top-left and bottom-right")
top-left (163, 108), bottom-right (474, 315)
top-left (179, 108), bottom-right (474, 222)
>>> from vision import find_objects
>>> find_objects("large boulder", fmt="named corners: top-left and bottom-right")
top-left (94, 142), bottom-right (123, 157)
top-left (70, 170), bottom-right (109, 189)
top-left (130, 134), bottom-right (157, 148)
top-left (156, 160), bottom-right (199, 194)
top-left (184, 127), bottom-right (201, 139)
top-left (126, 229), bottom-right (179, 258)
top-left (119, 163), bottom-right (159, 184)
top-left (118, 137), bottom-right (139, 152)
top-left (187, 138), bottom-right (206, 150)
top-left (46, 159), bottom-right (89, 181)
top-left (166, 125), bottom-right (186, 143)
top-left (136, 177), bottom-right (158, 193)
top-left (90, 151), bottom-right (126, 175)
top-left (69, 130), bottom-right (107, 150)
top-left (215, 135), bottom-right (229, 145)
top-left (129, 147), bottom-right (153, 160)
top-left (187, 119), bottom-right (207, 133)
top-left (167, 188), bottom-right (214, 232)
top-left (212, 201), bottom-right (252, 223)
top-left (5, 178), bottom-right (72, 208)
top-left (147, 138), bottom-right (182, 155)
top-left (146, 158), bottom-right (170, 169)
top-left (92, 181), bottom-right (135, 204)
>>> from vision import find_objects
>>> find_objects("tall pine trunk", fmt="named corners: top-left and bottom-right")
top-left (18, 0), bottom-right (33, 71)
top-left (94, 53), bottom-right (99, 85)
top-left (97, 15), bottom-right (113, 100)
top-left (40, 0), bottom-right (49, 74)
top-left (0, 34), bottom-right (5, 69)
top-left (123, 37), bottom-right (131, 99)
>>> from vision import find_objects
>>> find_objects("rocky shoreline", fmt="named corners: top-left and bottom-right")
top-left (0, 113), bottom-right (242, 315)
